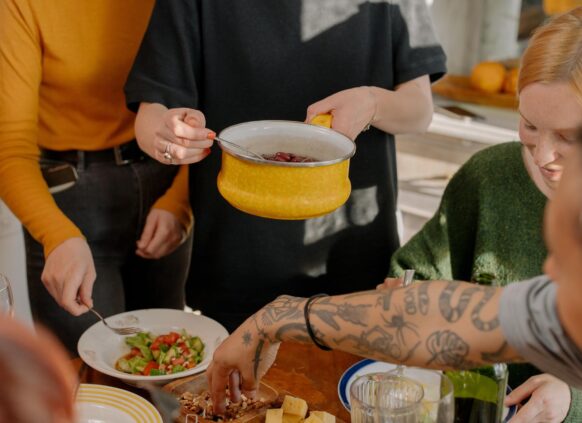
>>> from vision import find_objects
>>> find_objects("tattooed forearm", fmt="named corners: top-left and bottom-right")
top-left (376, 288), bottom-right (395, 311)
top-left (481, 341), bottom-right (521, 364)
top-left (345, 290), bottom-right (377, 299)
top-left (333, 325), bottom-right (420, 363)
top-left (418, 283), bottom-right (430, 315)
top-left (381, 282), bottom-right (431, 315)
top-left (325, 305), bottom-right (422, 362)
top-left (260, 295), bottom-right (304, 327)
top-left (425, 330), bottom-right (472, 368)
top-left (299, 296), bottom-right (372, 331)
top-left (246, 283), bottom-right (507, 371)
top-left (404, 288), bottom-right (417, 314)
top-left (382, 308), bottom-right (419, 345)
top-left (439, 282), bottom-right (499, 331)
top-left (273, 323), bottom-right (311, 343)
top-left (470, 287), bottom-right (499, 331)
top-left (439, 282), bottom-right (476, 322)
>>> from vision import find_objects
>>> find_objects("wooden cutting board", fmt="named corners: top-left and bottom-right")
top-left (432, 74), bottom-right (519, 109)
top-left (164, 373), bottom-right (345, 423)
top-left (165, 373), bottom-right (280, 423)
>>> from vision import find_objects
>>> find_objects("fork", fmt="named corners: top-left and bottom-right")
top-left (86, 306), bottom-right (142, 335)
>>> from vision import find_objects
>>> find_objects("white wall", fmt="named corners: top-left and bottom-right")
top-left (430, 0), bottom-right (522, 74)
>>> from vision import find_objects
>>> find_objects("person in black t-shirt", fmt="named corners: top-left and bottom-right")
top-left (125, 1), bottom-right (447, 331)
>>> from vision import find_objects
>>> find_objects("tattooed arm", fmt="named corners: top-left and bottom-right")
top-left (208, 281), bottom-right (522, 413)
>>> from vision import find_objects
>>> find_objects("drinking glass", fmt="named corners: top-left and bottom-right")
top-left (388, 367), bottom-right (454, 423)
top-left (350, 372), bottom-right (424, 423)
top-left (0, 273), bottom-right (14, 317)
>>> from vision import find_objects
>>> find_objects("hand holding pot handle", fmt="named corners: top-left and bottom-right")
top-left (310, 113), bottom-right (333, 128)
top-left (305, 87), bottom-right (377, 140)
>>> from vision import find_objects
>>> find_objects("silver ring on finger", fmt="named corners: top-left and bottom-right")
top-left (163, 142), bottom-right (174, 164)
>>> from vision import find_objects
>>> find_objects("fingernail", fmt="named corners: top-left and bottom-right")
top-left (207, 131), bottom-right (216, 140)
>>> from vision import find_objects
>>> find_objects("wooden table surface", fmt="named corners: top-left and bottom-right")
top-left (73, 342), bottom-right (361, 422)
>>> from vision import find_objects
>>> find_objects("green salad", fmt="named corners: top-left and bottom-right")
top-left (116, 330), bottom-right (204, 376)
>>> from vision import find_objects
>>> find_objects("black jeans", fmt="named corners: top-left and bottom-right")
top-left (24, 155), bottom-right (192, 354)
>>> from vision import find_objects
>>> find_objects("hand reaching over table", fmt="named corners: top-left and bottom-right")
top-left (208, 282), bottom-right (519, 414)
top-left (207, 314), bottom-right (280, 415)
top-left (505, 373), bottom-right (571, 422)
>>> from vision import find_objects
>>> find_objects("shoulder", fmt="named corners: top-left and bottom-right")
top-left (464, 142), bottom-right (522, 169)
top-left (453, 142), bottom-right (521, 182)
top-left (443, 142), bottom-right (521, 199)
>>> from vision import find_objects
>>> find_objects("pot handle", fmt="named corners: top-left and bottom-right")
top-left (310, 113), bottom-right (333, 128)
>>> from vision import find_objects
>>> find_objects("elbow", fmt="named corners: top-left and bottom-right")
top-left (410, 102), bottom-right (434, 134)
top-left (399, 110), bottom-right (432, 135)
top-left (416, 108), bottom-right (434, 133)
top-left (416, 92), bottom-right (434, 134)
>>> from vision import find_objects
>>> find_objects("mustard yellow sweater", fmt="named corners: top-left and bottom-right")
top-left (0, 0), bottom-right (191, 256)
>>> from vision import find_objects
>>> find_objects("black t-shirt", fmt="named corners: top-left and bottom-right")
top-left (126, 0), bottom-right (446, 331)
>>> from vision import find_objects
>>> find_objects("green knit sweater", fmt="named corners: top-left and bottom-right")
top-left (390, 142), bottom-right (582, 421)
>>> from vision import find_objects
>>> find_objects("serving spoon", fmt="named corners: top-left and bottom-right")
top-left (214, 137), bottom-right (265, 161)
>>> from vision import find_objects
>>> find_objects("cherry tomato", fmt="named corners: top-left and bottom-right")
top-left (143, 361), bottom-right (159, 376)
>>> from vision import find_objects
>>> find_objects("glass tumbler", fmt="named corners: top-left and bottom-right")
top-left (350, 372), bottom-right (424, 423)
top-left (0, 273), bottom-right (14, 317)
top-left (388, 367), bottom-right (454, 423)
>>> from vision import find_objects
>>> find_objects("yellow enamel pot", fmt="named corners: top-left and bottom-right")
top-left (216, 120), bottom-right (356, 220)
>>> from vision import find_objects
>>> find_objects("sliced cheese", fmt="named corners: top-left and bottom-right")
top-left (310, 411), bottom-right (335, 423)
top-left (266, 408), bottom-right (284, 423)
top-left (304, 415), bottom-right (323, 423)
top-left (282, 395), bottom-right (308, 418)
top-left (282, 413), bottom-right (304, 423)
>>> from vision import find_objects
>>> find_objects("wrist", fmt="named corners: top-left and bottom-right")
top-left (304, 294), bottom-right (332, 350)
top-left (365, 86), bottom-right (379, 126)
top-left (257, 295), bottom-right (307, 343)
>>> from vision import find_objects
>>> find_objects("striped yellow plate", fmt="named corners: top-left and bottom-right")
top-left (76, 383), bottom-right (162, 423)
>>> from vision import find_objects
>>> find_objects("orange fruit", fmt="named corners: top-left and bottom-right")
top-left (503, 68), bottom-right (519, 95)
top-left (543, 0), bottom-right (579, 15)
top-left (470, 62), bottom-right (507, 94)
top-left (310, 113), bottom-right (333, 128)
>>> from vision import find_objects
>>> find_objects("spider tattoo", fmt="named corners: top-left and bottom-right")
top-left (382, 307), bottom-right (419, 346)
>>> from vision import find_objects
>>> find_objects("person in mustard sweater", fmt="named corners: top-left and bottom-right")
top-left (389, 8), bottom-right (582, 422)
top-left (0, 0), bottom-right (192, 353)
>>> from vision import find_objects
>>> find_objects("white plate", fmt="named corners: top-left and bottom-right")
top-left (76, 383), bottom-right (162, 423)
top-left (78, 309), bottom-right (228, 385)
top-left (337, 359), bottom-right (516, 422)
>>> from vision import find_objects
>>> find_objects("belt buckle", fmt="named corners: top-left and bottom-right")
top-left (113, 146), bottom-right (131, 165)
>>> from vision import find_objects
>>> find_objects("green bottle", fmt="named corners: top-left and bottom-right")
top-left (444, 273), bottom-right (508, 423)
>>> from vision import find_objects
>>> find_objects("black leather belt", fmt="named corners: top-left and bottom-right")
top-left (40, 140), bottom-right (147, 166)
